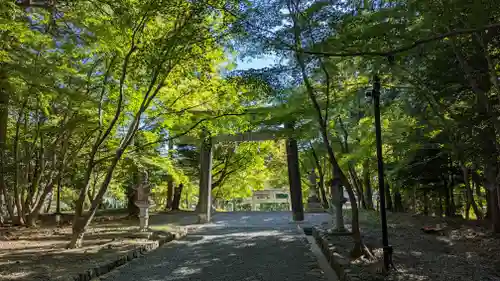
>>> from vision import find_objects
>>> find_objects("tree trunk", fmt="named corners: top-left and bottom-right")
top-left (461, 164), bottom-right (483, 219)
top-left (2, 192), bottom-right (14, 223)
top-left (0, 69), bottom-right (7, 224)
top-left (423, 189), bottom-right (429, 215)
top-left (26, 148), bottom-right (59, 227)
top-left (69, 219), bottom-right (87, 248)
top-left (437, 190), bottom-right (443, 217)
top-left (165, 178), bottom-right (174, 210)
top-left (496, 185), bottom-right (500, 219)
top-left (450, 174), bottom-right (456, 215)
top-left (26, 185), bottom-right (54, 227)
top-left (13, 103), bottom-right (26, 225)
top-left (172, 183), bottom-right (183, 211)
top-left (288, 4), bottom-right (363, 256)
top-left (318, 176), bottom-right (328, 209)
top-left (127, 164), bottom-right (139, 217)
top-left (465, 192), bottom-right (471, 220)
top-left (360, 193), bottom-right (367, 209)
top-left (127, 183), bottom-right (139, 217)
top-left (24, 137), bottom-right (45, 222)
top-left (26, 171), bottom-right (57, 227)
top-left (412, 185), bottom-right (417, 212)
top-left (45, 192), bottom-right (53, 213)
top-left (451, 40), bottom-right (499, 224)
top-left (68, 35), bottom-right (163, 247)
top-left (394, 191), bottom-right (404, 212)
top-left (349, 165), bottom-right (365, 209)
top-left (472, 33), bottom-right (500, 223)
top-left (491, 188), bottom-right (500, 233)
top-left (444, 178), bottom-right (452, 216)
top-left (310, 145), bottom-right (328, 209)
top-left (69, 152), bottom-right (124, 248)
top-left (476, 181), bottom-right (483, 209)
top-left (471, 168), bottom-right (483, 209)
top-left (361, 160), bottom-right (372, 208)
top-left (470, 189), bottom-right (482, 219)
top-left (71, 45), bottom-right (135, 235)
top-left (485, 188), bottom-right (492, 220)
top-left (485, 162), bottom-right (500, 232)
top-left (456, 192), bottom-right (464, 217)
top-left (385, 182), bottom-right (393, 211)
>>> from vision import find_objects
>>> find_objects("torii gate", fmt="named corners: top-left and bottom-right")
top-left (181, 121), bottom-right (306, 223)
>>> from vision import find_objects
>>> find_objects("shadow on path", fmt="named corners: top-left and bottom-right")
top-left (99, 214), bottom-right (328, 281)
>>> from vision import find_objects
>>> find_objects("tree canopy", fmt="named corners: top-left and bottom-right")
top-left (1, 0), bottom-right (500, 249)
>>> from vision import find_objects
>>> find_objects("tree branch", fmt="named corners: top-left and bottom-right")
top-left (301, 23), bottom-right (500, 58)
top-left (94, 113), bottom-right (247, 164)
top-left (207, 0), bottom-right (500, 59)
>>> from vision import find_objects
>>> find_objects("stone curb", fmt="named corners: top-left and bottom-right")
top-left (71, 229), bottom-right (188, 281)
top-left (312, 226), bottom-right (359, 281)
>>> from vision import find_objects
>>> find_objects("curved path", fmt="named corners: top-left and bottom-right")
top-left (98, 211), bottom-right (332, 281)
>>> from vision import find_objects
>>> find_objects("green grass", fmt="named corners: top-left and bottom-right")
top-left (95, 208), bottom-right (129, 216)
top-left (150, 224), bottom-right (176, 232)
top-left (341, 209), bottom-right (382, 229)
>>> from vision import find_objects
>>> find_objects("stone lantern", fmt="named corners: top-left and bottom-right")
top-left (306, 169), bottom-right (324, 212)
top-left (134, 170), bottom-right (155, 231)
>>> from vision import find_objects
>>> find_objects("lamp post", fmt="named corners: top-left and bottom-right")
top-left (55, 178), bottom-right (62, 226)
top-left (367, 75), bottom-right (393, 271)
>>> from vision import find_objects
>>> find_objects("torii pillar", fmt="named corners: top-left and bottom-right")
top-left (197, 131), bottom-right (212, 223)
top-left (285, 121), bottom-right (304, 221)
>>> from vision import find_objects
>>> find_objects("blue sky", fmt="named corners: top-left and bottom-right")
top-left (235, 55), bottom-right (276, 70)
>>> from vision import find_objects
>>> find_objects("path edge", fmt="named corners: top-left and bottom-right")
top-left (312, 226), bottom-right (358, 281)
top-left (71, 229), bottom-right (187, 281)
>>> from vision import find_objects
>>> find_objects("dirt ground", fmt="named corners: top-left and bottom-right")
top-left (0, 211), bottom-right (194, 281)
top-left (321, 210), bottom-right (500, 281)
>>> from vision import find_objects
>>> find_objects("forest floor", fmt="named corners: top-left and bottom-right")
top-left (322, 210), bottom-right (500, 281)
top-left (0, 210), bottom-right (196, 281)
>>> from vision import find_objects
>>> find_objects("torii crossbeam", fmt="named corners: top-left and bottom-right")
top-left (181, 123), bottom-right (305, 223)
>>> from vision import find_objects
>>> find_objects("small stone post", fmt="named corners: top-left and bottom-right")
top-left (134, 170), bottom-right (155, 231)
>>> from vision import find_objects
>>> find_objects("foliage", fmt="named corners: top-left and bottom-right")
top-left (2, 0), bottom-right (500, 251)
top-left (229, 0), bottom-right (500, 233)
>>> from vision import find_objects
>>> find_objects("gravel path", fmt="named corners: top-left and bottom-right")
top-left (98, 212), bottom-right (330, 281)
